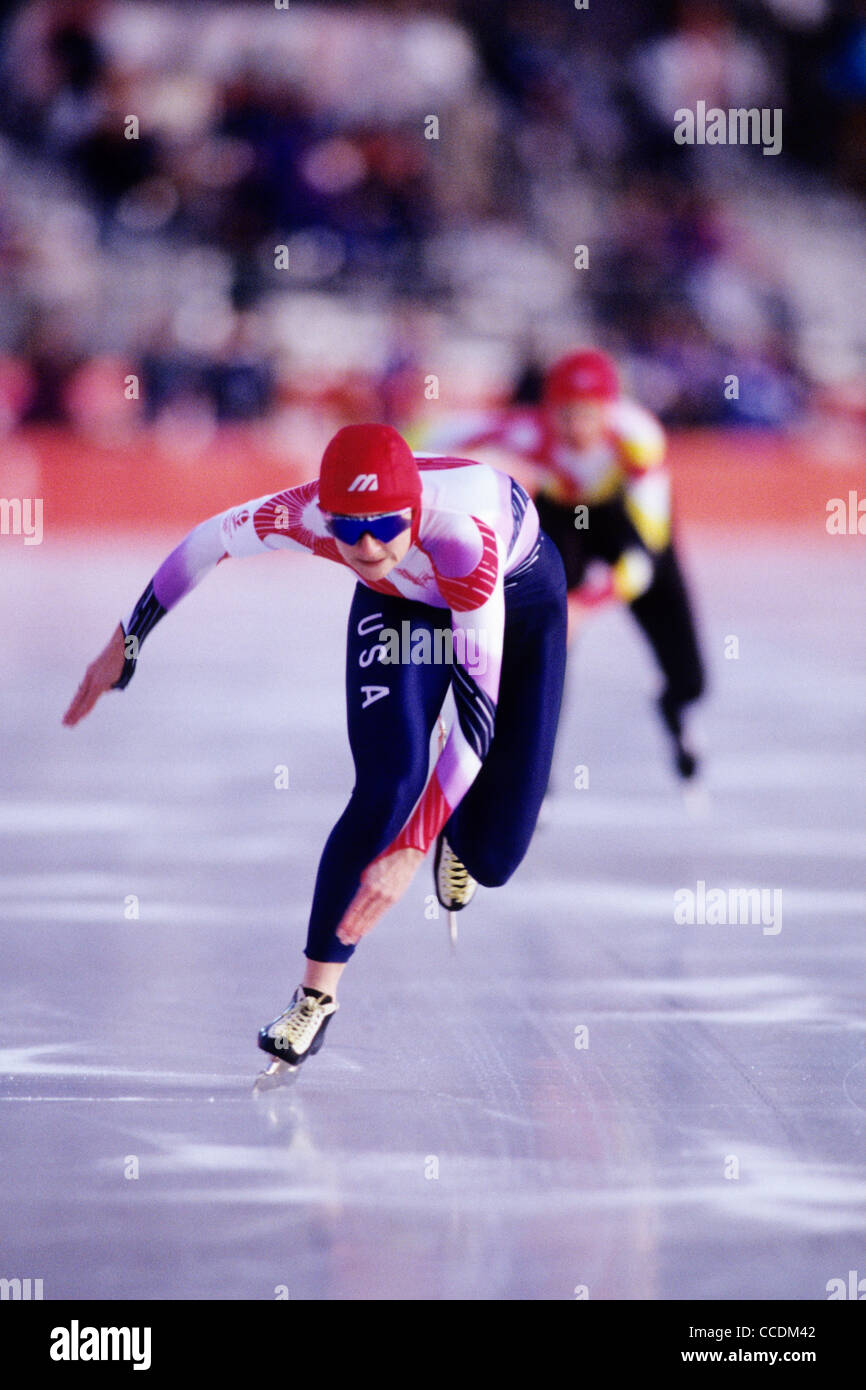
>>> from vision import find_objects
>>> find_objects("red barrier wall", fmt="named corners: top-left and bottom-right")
top-left (2, 425), bottom-right (862, 536)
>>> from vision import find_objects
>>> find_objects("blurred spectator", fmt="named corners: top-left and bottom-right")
top-left (0, 0), bottom-right (861, 436)
top-left (824, 1), bottom-right (866, 192)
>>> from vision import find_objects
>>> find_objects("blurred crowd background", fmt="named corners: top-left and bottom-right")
top-left (0, 0), bottom-right (865, 455)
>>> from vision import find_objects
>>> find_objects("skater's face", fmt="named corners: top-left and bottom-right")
top-left (552, 401), bottom-right (607, 449)
top-left (329, 509), bottom-right (414, 580)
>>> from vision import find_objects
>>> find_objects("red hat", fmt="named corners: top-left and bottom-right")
top-left (544, 350), bottom-right (620, 406)
top-left (318, 423), bottom-right (422, 515)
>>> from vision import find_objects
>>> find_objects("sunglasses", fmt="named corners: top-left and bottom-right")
top-left (325, 511), bottom-right (413, 546)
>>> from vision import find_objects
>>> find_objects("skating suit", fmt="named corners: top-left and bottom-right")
top-left (416, 399), bottom-right (671, 603)
top-left (115, 457), bottom-right (567, 960)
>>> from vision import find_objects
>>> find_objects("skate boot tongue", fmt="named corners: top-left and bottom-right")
top-left (301, 986), bottom-right (333, 1004)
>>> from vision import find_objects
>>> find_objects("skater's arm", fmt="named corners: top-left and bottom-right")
top-left (114, 484), bottom-right (332, 685)
top-left (62, 623), bottom-right (127, 726)
top-left (616, 405), bottom-right (671, 554)
top-left (63, 483), bottom-right (328, 719)
top-left (417, 409), bottom-right (544, 477)
top-left (99, 498), bottom-right (275, 695)
top-left (570, 412), bottom-right (669, 612)
top-left (571, 545), bottom-right (656, 614)
top-left (336, 602), bottom-right (504, 947)
top-left (564, 548), bottom-right (655, 642)
top-left (414, 409), bottom-right (502, 456)
top-left (62, 508), bottom-right (254, 722)
top-left (622, 469), bottom-right (671, 553)
top-left (336, 846), bottom-right (426, 946)
top-left (610, 469), bottom-right (668, 603)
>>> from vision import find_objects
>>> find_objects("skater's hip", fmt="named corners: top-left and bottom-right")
top-left (503, 529), bottom-right (567, 614)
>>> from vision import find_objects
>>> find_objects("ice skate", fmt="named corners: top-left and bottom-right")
top-left (672, 733), bottom-right (711, 817)
top-left (657, 695), bottom-right (704, 780)
top-left (656, 700), bottom-right (710, 817)
top-left (434, 833), bottom-right (478, 946)
top-left (254, 986), bottom-right (338, 1091)
top-left (253, 1056), bottom-right (299, 1094)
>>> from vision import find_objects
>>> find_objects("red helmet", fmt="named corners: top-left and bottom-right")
top-left (318, 423), bottom-right (421, 516)
top-left (544, 350), bottom-right (620, 406)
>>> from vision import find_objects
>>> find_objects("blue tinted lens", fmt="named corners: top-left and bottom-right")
top-left (327, 512), bottom-right (411, 545)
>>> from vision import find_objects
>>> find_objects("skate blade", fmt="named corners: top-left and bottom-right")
top-left (448, 909), bottom-right (458, 949)
top-left (253, 1057), bottom-right (298, 1094)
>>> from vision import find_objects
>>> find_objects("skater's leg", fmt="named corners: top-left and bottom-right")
top-left (533, 496), bottom-right (593, 796)
top-left (628, 543), bottom-right (705, 733)
top-left (534, 493), bottom-right (591, 594)
top-left (304, 585), bottom-right (452, 964)
top-left (302, 959), bottom-right (347, 998)
top-left (535, 496), bottom-right (650, 790)
top-left (541, 606), bottom-right (579, 803)
top-left (445, 533), bottom-right (567, 885)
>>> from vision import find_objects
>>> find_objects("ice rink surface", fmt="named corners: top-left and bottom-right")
top-left (2, 526), bottom-right (865, 1300)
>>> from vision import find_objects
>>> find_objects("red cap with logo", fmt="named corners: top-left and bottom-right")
top-left (318, 424), bottom-right (422, 516)
top-left (544, 350), bottom-right (620, 406)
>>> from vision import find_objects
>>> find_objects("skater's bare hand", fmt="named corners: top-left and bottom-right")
top-left (336, 848), bottom-right (425, 946)
top-left (62, 624), bottom-right (127, 727)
